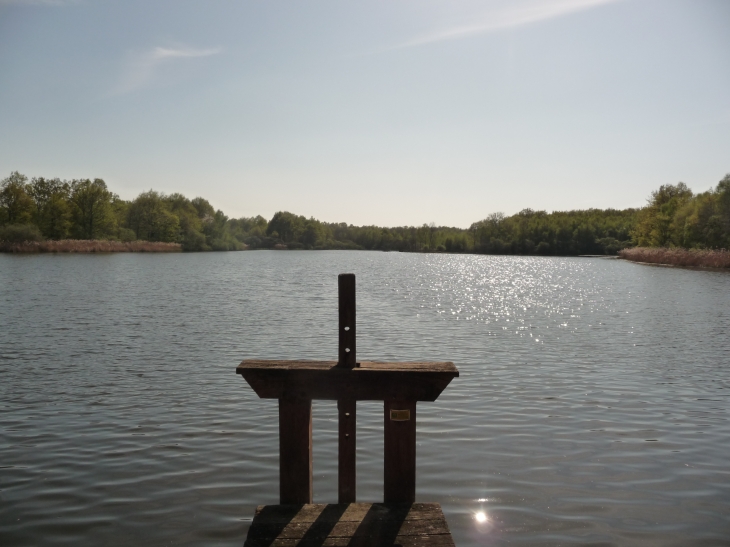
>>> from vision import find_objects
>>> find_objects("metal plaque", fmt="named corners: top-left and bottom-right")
top-left (390, 409), bottom-right (410, 421)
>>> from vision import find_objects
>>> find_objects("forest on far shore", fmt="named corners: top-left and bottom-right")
top-left (1, 171), bottom-right (729, 255)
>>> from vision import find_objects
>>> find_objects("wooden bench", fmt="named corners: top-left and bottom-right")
top-left (237, 274), bottom-right (459, 545)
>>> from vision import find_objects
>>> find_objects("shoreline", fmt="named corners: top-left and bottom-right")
top-left (0, 240), bottom-right (182, 253)
top-left (618, 247), bottom-right (730, 270)
top-left (3, 240), bottom-right (727, 272)
top-left (1, 241), bottom-right (618, 256)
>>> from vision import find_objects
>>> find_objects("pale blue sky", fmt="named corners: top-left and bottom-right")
top-left (1, 0), bottom-right (728, 227)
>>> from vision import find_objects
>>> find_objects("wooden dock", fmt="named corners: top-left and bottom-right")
top-left (245, 502), bottom-right (455, 547)
top-left (237, 274), bottom-right (459, 546)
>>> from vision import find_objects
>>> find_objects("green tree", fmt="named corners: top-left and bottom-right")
top-left (191, 197), bottom-right (215, 220)
top-left (301, 218), bottom-right (329, 248)
top-left (27, 177), bottom-right (72, 239)
top-left (127, 191), bottom-right (179, 242)
top-left (70, 178), bottom-right (115, 239)
top-left (165, 193), bottom-right (207, 250)
top-left (0, 171), bottom-right (34, 225)
top-left (204, 210), bottom-right (241, 250)
top-left (672, 174), bottom-right (730, 249)
top-left (717, 174), bottom-right (730, 245)
top-left (267, 211), bottom-right (305, 243)
top-left (634, 182), bottom-right (693, 246)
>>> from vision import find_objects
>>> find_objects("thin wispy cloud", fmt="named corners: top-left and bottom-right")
top-left (393, 0), bottom-right (625, 50)
top-left (114, 45), bottom-right (222, 95)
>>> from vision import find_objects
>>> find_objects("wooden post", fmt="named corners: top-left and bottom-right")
top-left (338, 273), bottom-right (357, 502)
top-left (338, 398), bottom-right (356, 503)
top-left (384, 399), bottom-right (416, 503)
top-left (279, 398), bottom-right (312, 504)
top-left (338, 273), bottom-right (356, 368)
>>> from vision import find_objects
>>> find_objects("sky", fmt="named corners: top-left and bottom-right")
top-left (1, 0), bottom-right (729, 228)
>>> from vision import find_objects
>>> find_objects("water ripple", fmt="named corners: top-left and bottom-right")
top-left (1, 252), bottom-right (729, 546)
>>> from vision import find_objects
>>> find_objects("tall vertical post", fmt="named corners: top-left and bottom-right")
top-left (384, 399), bottom-right (417, 503)
top-left (338, 274), bottom-right (356, 368)
top-left (279, 398), bottom-right (313, 504)
top-left (338, 273), bottom-right (357, 503)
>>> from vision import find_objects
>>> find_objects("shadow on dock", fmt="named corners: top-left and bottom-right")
top-left (244, 502), bottom-right (454, 547)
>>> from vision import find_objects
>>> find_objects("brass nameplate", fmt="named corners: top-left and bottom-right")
top-left (390, 409), bottom-right (410, 421)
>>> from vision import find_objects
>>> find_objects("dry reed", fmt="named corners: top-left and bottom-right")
top-left (619, 247), bottom-right (730, 269)
top-left (0, 239), bottom-right (182, 253)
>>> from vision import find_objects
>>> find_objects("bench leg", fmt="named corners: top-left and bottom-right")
top-left (279, 398), bottom-right (312, 504)
top-left (384, 400), bottom-right (416, 503)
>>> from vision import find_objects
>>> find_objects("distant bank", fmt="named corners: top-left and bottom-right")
top-left (2, 171), bottom-right (728, 256)
top-left (0, 239), bottom-right (181, 253)
top-left (619, 247), bottom-right (730, 269)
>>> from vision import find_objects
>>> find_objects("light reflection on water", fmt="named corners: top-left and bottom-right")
top-left (1, 251), bottom-right (729, 546)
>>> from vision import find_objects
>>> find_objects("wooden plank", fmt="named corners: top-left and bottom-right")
top-left (247, 539), bottom-right (454, 547)
top-left (238, 360), bottom-right (457, 372)
top-left (326, 518), bottom-right (451, 538)
top-left (237, 361), bottom-right (458, 402)
top-left (337, 398), bottom-right (356, 503)
top-left (245, 503), bottom-right (455, 547)
top-left (251, 504), bottom-right (326, 524)
top-left (247, 537), bottom-right (454, 547)
top-left (338, 273), bottom-right (356, 368)
top-left (250, 503), bottom-right (446, 525)
top-left (384, 400), bottom-right (417, 503)
top-left (279, 398), bottom-right (312, 504)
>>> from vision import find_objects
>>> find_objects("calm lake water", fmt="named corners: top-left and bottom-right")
top-left (1, 251), bottom-right (729, 546)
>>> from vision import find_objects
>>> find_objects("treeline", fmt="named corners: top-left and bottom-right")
top-left (633, 176), bottom-right (730, 250)
top-left (1, 171), bottom-right (729, 254)
top-left (0, 172), bottom-right (241, 251)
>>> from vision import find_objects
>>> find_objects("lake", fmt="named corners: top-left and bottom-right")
top-left (1, 251), bottom-right (729, 546)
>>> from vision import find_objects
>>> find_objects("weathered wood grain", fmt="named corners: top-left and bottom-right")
top-left (249, 503), bottom-right (447, 525)
top-left (237, 360), bottom-right (458, 402)
top-left (238, 360), bottom-right (457, 372)
top-left (279, 399), bottom-right (312, 504)
top-left (244, 503), bottom-right (455, 547)
top-left (384, 400), bottom-right (417, 503)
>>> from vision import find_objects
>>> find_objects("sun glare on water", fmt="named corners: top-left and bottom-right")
top-left (475, 511), bottom-right (488, 523)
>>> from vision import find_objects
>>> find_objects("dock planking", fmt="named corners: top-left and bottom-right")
top-left (244, 502), bottom-right (455, 547)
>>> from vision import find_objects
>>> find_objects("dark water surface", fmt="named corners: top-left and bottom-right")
top-left (1, 252), bottom-right (729, 546)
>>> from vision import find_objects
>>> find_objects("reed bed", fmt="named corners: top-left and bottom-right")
top-left (619, 247), bottom-right (730, 269)
top-left (0, 239), bottom-right (182, 253)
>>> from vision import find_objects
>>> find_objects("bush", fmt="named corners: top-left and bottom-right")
top-left (243, 235), bottom-right (262, 249)
top-left (317, 239), bottom-right (361, 250)
top-left (209, 237), bottom-right (243, 251)
top-left (118, 228), bottom-right (136, 242)
top-left (0, 224), bottom-right (44, 243)
top-left (536, 241), bottom-right (551, 255)
top-left (182, 228), bottom-right (207, 252)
